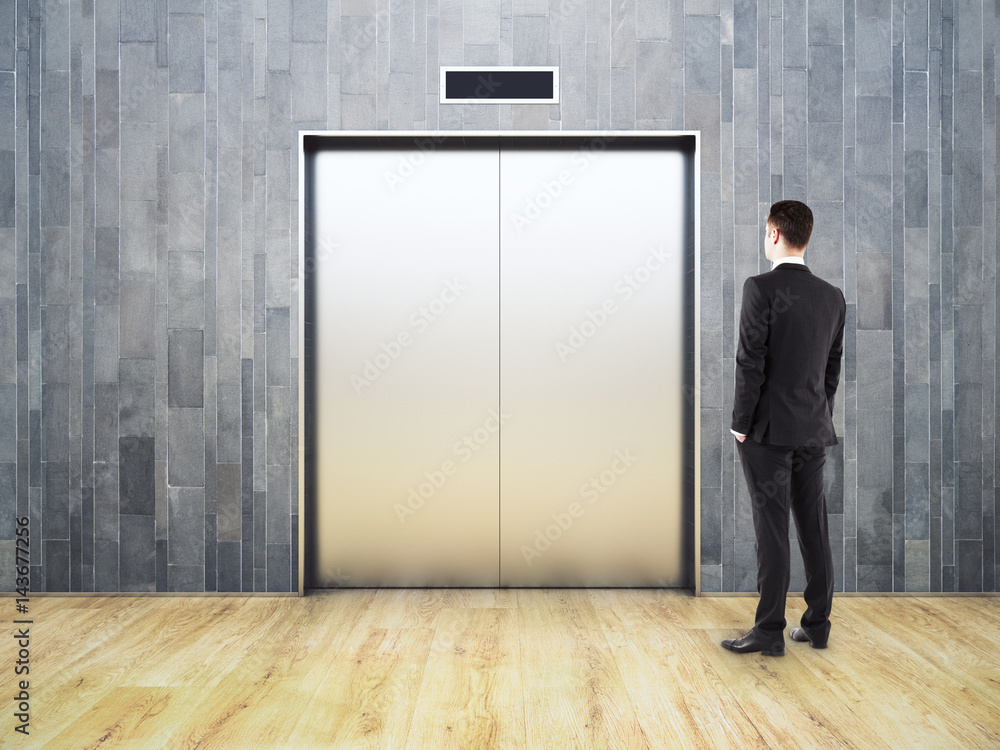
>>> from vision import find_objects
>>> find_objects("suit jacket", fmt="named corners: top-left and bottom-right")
top-left (731, 264), bottom-right (846, 447)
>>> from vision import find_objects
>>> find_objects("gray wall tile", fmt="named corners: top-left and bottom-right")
top-left (953, 227), bottom-right (983, 305)
top-left (856, 175), bottom-right (892, 253)
top-left (119, 43), bottom-right (157, 124)
top-left (167, 251), bottom-right (206, 329)
top-left (120, 514), bottom-right (156, 591)
top-left (168, 93), bottom-right (206, 173)
top-left (168, 486), bottom-right (205, 564)
top-left (902, 0), bottom-right (927, 72)
top-left (905, 462), bottom-right (930, 540)
top-left (120, 277), bottom-right (156, 359)
top-left (167, 172), bottom-right (206, 253)
top-left (637, 42), bottom-right (673, 121)
top-left (120, 200), bottom-right (157, 277)
top-left (0, 151), bottom-right (13, 227)
top-left (953, 149), bottom-right (983, 227)
top-left (217, 540), bottom-right (241, 591)
top-left (735, 0), bottom-right (758, 69)
top-left (44, 539), bottom-right (70, 591)
top-left (857, 409), bottom-right (894, 489)
top-left (168, 13), bottom-right (206, 94)
top-left (119, 358), bottom-right (156, 438)
top-left (291, 43), bottom-right (328, 123)
top-left (121, 123), bottom-right (156, 201)
top-left (121, 0), bottom-right (157, 43)
top-left (265, 307), bottom-right (290, 387)
top-left (807, 123), bottom-right (844, 202)
top-left (954, 383), bottom-right (982, 462)
top-left (954, 305), bottom-right (982, 383)
top-left (856, 96), bottom-right (891, 175)
top-left (292, 0), bottom-right (328, 43)
top-left (904, 150), bottom-right (928, 227)
top-left (43, 461), bottom-right (69, 539)
top-left (856, 254), bottom-right (893, 330)
top-left (167, 563), bottom-right (205, 592)
top-left (265, 386), bottom-right (291, 467)
top-left (168, 329), bottom-right (204, 408)
top-left (168, 407), bottom-right (205, 487)
top-left (0, 385), bottom-right (15, 463)
top-left (685, 16), bottom-right (721, 93)
top-left (957, 539), bottom-right (982, 591)
top-left (0, 4), bottom-right (14, 72)
top-left (119, 436), bottom-right (155, 515)
top-left (807, 45), bottom-right (844, 123)
top-left (94, 228), bottom-right (120, 305)
top-left (217, 462), bottom-right (241, 542)
top-left (265, 543), bottom-right (291, 592)
top-left (808, 0), bottom-right (844, 45)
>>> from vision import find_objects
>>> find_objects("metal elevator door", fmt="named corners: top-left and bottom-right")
top-left (307, 135), bottom-right (687, 588)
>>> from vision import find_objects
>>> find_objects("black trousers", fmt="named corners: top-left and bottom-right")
top-left (736, 437), bottom-right (835, 642)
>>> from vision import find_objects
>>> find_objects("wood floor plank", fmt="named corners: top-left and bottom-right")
top-left (518, 589), bottom-right (650, 749)
top-left (13, 599), bottom-right (171, 742)
top-left (588, 590), bottom-right (770, 749)
top-left (690, 628), bottom-right (877, 750)
top-left (823, 599), bottom-right (1000, 747)
top-left (838, 596), bottom-right (1000, 692)
top-left (284, 625), bottom-right (436, 749)
top-left (403, 606), bottom-right (525, 749)
top-left (42, 687), bottom-right (202, 750)
top-left (165, 595), bottom-right (379, 748)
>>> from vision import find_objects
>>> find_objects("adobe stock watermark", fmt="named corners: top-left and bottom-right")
top-left (555, 244), bottom-right (671, 361)
top-left (300, 231), bottom-right (343, 283)
top-left (739, 284), bottom-right (800, 348)
top-left (508, 134), bottom-right (619, 234)
top-left (552, 0), bottom-right (585, 20)
top-left (342, 10), bottom-right (389, 67)
top-left (521, 449), bottom-right (638, 566)
top-left (394, 409), bottom-right (511, 523)
top-left (383, 133), bottom-right (451, 192)
top-left (320, 564), bottom-right (353, 588)
top-left (351, 278), bottom-right (467, 395)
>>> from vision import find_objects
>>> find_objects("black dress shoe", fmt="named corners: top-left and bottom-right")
top-left (790, 627), bottom-right (827, 649)
top-left (721, 631), bottom-right (784, 656)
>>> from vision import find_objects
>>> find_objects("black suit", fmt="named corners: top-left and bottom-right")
top-left (732, 262), bottom-right (846, 643)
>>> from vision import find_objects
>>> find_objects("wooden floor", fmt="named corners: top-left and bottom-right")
top-left (4, 590), bottom-right (999, 749)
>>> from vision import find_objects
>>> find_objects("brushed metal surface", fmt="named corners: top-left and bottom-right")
top-left (498, 146), bottom-right (686, 586)
top-left (311, 145), bottom-right (502, 587)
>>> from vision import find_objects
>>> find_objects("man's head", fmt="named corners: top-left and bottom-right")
top-left (764, 200), bottom-right (813, 261)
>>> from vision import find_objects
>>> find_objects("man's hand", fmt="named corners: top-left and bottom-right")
top-left (736, 434), bottom-right (746, 443)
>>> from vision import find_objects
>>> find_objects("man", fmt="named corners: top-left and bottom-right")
top-left (722, 200), bottom-right (846, 657)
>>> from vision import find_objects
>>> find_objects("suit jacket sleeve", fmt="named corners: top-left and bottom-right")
top-left (824, 295), bottom-right (846, 414)
top-left (731, 277), bottom-right (768, 435)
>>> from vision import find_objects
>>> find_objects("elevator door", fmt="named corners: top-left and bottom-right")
top-left (498, 145), bottom-right (685, 586)
top-left (307, 135), bottom-right (688, 588)
top-left (311, 144), bottom-right (502, 587)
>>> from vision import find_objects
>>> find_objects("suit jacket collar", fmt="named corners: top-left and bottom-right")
top-left (771, 256), bottom-right (807, 270)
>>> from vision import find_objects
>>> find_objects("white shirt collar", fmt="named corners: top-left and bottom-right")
top-left (771, 255), bottom-right (806, 270)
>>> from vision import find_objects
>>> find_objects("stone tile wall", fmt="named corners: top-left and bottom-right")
top-left (0, 0), bottom-right (995, 592)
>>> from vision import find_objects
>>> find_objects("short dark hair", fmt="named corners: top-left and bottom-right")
top-left (767, 200), bottom-right (813, 250)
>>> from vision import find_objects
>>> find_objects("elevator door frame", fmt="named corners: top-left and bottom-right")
top-left (298, 131), bottom-right (702, 595)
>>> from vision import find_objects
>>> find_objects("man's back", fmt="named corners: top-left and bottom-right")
top-left (732, 264), bottom-right (846, 447)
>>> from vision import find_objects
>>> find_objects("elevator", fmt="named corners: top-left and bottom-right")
top-left (300, 133), bottom-right (698, 589)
